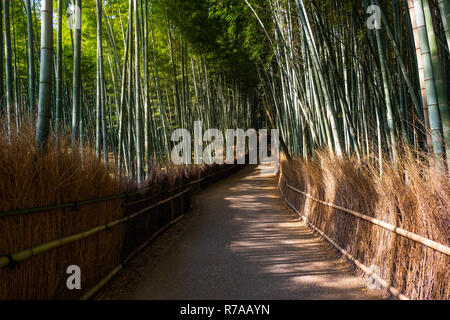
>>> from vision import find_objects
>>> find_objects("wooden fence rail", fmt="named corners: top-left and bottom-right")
top-left (282, 178), bottom-right (450, 257)
top-left (279, 177), bottom-right (410, 300)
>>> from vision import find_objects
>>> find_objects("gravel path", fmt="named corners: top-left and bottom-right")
top-left (94, 165), bottom-right (384, 300)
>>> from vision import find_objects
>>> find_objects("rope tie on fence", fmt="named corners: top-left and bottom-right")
top-left (5, 254), bottom-right (19, 269)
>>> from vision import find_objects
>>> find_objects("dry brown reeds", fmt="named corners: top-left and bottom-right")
top-left (279, 150), bottom-right (449, 300)
top-left (0, 121), bottom-right (239, 299)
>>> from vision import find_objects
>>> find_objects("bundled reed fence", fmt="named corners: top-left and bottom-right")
top-left (278, 152), bottom-right (449, 300)
top-left (0, 125), bottom-right (243, 299)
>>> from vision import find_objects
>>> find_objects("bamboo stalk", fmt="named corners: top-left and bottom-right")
top-left (24, 0), bottom-right (35, 118)
top-left (3, 0), bottom-right (13, 136)
top-left (413, 0), bottom-right (445, 162)
top-left (55, 0), bottom-right (63, 143)
top-left (134, 0), bottom-right (143, 182)
top-left (422, 0), bottom-right (450, 168)
top-left (71, 0), bottom-right (82, 148)
top-left (35, 0), bottom-right (53, 151)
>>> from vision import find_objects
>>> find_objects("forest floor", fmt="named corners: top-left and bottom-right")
top-left (94, 165), bottom-right (385, 300)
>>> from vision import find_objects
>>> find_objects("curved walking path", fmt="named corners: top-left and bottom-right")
top-left (95, 165), bottom-right (383, 300)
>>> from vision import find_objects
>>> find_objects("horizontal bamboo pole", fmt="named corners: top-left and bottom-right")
top-left (0, 193), bottom-right (127, 218)
top-left (123, 165), bottom-right (238, 208)
top-left (0, 163), bottom-right (241, 301)
top-left (0, 166), bottom-right (241, 266)
top-left (279, 185), bottom-right (409, 300)
top-left (0, 165), bottom-right (239, 217)
top-left (80, 165), bottom-right (240, 299)
top-left (123, 184), bottom-right (185, 208)
top-left (0, 188), bottom-right (192, 268)
top-left (80, 214), bottom-right (186, 300)
top-left (283, 179), bottom-right (450, 257)
top-left (188, 164), bottom-right (240, 185)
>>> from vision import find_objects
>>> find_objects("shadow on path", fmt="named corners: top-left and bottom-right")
top-left (95, 165), bottom-right (384, 300)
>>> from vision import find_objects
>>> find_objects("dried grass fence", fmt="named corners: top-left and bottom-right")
top-left (0, 163), bottom-right (241, 300)
top-left (278, 152), bottom-right (449, 300)
top-left (0, 123), bottom-right (243, 299)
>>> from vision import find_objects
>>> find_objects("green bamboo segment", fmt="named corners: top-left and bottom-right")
top-left (24, 0), bottom-right (35, 117)
top-left (72, 0), bottom-right (82, 148)
top-left (35, 0), bottom-right (54, 151)
top-left (423, 0), bottom-right (450, 167)
top-left (0, 2), bottom-right (3, 110)
top-left (374, 0), bottom-right (423, 123)
top-left (374, 12), bottom-right (397, 163)
top-left (413, 0), bottom-right (445, 162)
top-left (408, 0), bottom-right (433, 153)
top-left (3, 0), bottom-right (12, 136)
top-left (55, 0), bottom-right (63, 141)
top-left (294, 0), bottom-right (343, 157)
top-left (134, 0), bottom-right (143, 182)
top-left (438, 0), bottom-right (450, 49)
top-left (96, 0), bottom-right (108, 162)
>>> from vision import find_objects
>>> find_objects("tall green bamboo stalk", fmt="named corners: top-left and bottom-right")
top-left (423, 0), bottom-right (450, 167)
top-left (414, 0), bottom-right (445, 162)
top-left (55, 0), bottom-right (63, 143)
top-left (3, 0), bottom-right (12, 136)
top-left (25, 0), bottom-right (35, 118)
top-left (35, 0), bottom-right (54, 151)
top-left (72, 0), bottom-right (82, 148)
top-left (438, 0), bottom-right (450, 49)
top-left (0, 1), bottom-right (3, 109)
top-left (134, 0), bottom-right (143, 182)
top-left (373, 5), bottom-right (397, 163)
top-left (96, 0), bottom-right (107, 162)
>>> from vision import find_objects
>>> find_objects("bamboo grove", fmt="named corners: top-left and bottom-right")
top-left (240, 0), bottom-right (449, 171)
top-left (0, 0), bottom-right (260, 183)
top-left (0, 0), bottom-right (449, 181)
